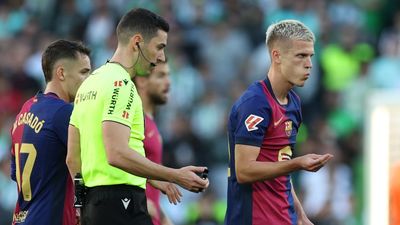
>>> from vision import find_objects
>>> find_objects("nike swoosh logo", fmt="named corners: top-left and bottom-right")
top-left (274, 116), bottom-right (284, 127)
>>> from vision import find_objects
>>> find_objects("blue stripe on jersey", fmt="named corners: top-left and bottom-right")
top-left (286, 178), bottom-right (297, 225)
top-left (225, 180), bottom-right (252, 225)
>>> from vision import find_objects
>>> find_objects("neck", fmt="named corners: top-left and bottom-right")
top-left (44, 81), bottom-right (70, 102)
top-left (267, 66), bottom-right (292, 104)
top-left (139, 91), bottom-right (155, 119)
top-left (109, 46), bottom-right (138, 77)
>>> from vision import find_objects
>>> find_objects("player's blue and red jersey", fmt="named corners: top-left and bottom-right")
top-left (144, 114), bottom-right (163, 225)
top-left (10, 92), bottom-right (75, 225)
top-left (225, 78), bottom-right (302, 225)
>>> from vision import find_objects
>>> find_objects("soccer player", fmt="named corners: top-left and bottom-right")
top-left (134, 60), bottom-right (177, 225)
top-left (66, 8), bottom-right (208, 225)
top-left (224, 20), bottom-right (333, 225)
top-left (10, 40), bottom-right (91, 225)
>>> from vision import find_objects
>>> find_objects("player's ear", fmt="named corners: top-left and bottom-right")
top-left (271, 49), bottom-right (281, 64)
top-left (129, 34), bottom-right (143, 51)
top-left (55, 66), bottom-right (65, 81)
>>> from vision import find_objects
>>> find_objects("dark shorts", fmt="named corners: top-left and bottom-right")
top-left (81, 184), bottom-right (153, 225)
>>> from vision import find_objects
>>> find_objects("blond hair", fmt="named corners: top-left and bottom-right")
top-left (266, 20), bottom-right (315, 51)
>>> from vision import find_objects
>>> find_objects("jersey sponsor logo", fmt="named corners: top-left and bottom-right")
top-left (245, 114), bottom-right (264, 131)
top-left (115, 79), bottom-right (129, 87)
top-left (273, 116), bottom-right (284, 127)
top-left (285, 121), bottom-right (293, 136)
top-left (114, 80), bottom-right (123, 87)
top-left (122, 111), bottom-right (129, 119)
top-left (75, 91), bottom-right (97, 104)
top-left (278, 146), bottom-right (292, 161)
top-left (108, 87), bottom-right (120, 115)
top-left (121, 198), bottom-right (131, 209)
top-left (125, 84), bottom-right (135, 111)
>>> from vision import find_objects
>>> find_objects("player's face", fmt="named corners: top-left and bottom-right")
top-left (136, 30), bottom-right (167, 76)
top-left (64, 53), bottom-right (91, 101)
top-left (146, 63), bottom-right (170, 105)
top-left (279, 40), bottom-right (314, 87)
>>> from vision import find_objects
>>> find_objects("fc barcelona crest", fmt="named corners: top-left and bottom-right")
top-left (284, 121), bottom-right (292, 136)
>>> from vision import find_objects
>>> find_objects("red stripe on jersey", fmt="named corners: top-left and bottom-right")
top-left (143, 115), bottom-right (163, 225)
top-left (11, 98), bottom-right (35, 224)
top-left (62, 176), bottom-right (75, 225)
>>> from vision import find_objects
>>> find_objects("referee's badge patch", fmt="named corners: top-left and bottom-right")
top-left (245, 114), bottom-right (264, 131)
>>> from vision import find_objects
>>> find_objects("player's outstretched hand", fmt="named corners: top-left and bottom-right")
top-left (297, 153), bottom-right (333, 172)
top-left (173, 166), bottom-right (209, 193)
top-left (149, 180), bottom-right (182, 205)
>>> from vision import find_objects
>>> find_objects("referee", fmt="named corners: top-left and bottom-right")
top-left (66, 8), bottom-right (209, 225)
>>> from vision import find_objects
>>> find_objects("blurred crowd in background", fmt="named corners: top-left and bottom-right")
top-left (0, 0), bottom-right (399, 224)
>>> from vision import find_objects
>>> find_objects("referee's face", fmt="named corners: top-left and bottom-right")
top-left (136, 30), bottom-right (168, 76)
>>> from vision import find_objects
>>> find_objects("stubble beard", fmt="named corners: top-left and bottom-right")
top-left (149, 93), bottom-right (168, 106)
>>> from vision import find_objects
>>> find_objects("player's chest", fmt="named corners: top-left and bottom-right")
top-left (265, 107), bottom-right (300, 141)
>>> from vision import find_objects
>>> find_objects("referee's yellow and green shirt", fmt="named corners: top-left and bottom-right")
top-left (70, 62), bottom-right (146, 188)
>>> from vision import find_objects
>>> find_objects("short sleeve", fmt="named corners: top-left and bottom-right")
top-left (53, 103), bottom-right (73, 147)
top-left (10, 123), bottom-right (16, 181)
top-left (102, 79), bottom-right (138, 127)
top-left (234, 95), bottom-right (271, 147)
top-left (70, 103), bottom-right (78, 128)
top-left (10, 153), bottom-right (16, 181)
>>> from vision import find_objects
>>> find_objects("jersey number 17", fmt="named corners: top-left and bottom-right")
top-left (14, 143), bottom-right (37, 201)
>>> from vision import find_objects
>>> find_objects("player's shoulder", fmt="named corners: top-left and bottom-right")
top-left (13, 96), bottom-right (37, 122)
top-left (43, 98), bottom-right (73, 120)
top-left (26, 93), bottom-right (71, 112)
top-left (43, 95), bottom-right (72, 109)
top-left (19, 95), bottom-right (37, 111)
top-left (16, 94), bottom-right (73, 126)
top-left (235, 81), bottom-right (270, 108)
top-left (91, 63), bottom-right (132, 87)
top-left (100, 63), bottom-right (131, 79)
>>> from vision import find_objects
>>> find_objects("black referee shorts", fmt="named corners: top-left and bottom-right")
top-left (81, 184), bottom-right (153, 225)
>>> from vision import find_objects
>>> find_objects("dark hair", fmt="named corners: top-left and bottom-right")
top-left (116, 8), bottom-right (169, 44)
top-left (41, 40), bottom-right (91, 83)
